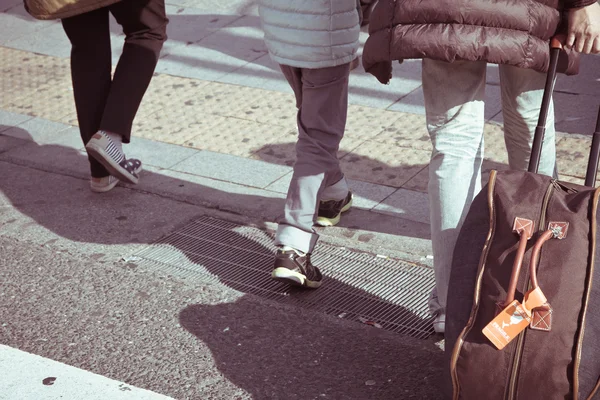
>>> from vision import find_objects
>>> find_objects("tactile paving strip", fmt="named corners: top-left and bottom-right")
top-left (10, 46), bottom-right (590, 188)
top-left (0, 46), bottom-right (73, 119)
top-left (339, 141), bottom-right (430, 188)
top-left (132, 216), bottom-right (436, 339)
top-left (556, 136), bottom-right (593, 180)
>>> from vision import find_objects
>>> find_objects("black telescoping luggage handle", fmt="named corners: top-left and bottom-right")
top-left (585, 105), bottom-right (600, 186)
top-left (528, 36), bottom-right (600, 187)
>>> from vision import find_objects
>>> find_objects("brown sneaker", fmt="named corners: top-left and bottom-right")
top-left (271, 249), bottom-right (322, 289)
top-left (316, 191), bottom-right (353, 227)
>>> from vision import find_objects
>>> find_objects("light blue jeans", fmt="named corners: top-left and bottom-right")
top-left (422, 59), bottom-right (557, 317)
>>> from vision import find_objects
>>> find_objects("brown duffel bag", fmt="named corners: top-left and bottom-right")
top-left (445, 37), bottom-right (600, 399)
top-left (23, 0), bottom-right (121, 20)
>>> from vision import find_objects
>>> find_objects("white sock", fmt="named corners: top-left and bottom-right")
top-left (103, 131), bottom-right (124, 154)
top-left (281, 245), bottom-right (306, 256)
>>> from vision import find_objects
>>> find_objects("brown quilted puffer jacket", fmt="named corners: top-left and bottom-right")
top-left (24, 0), bottom-right (121, 20)
top-left (363, 0), bottom-right (596, 84)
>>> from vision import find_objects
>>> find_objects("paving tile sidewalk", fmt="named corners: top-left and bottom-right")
top-left (1, 0), bottom-right (599, 257)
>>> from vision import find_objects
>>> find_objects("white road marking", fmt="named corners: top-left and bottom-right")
top-left (0, 345), bottom-right (174, 400)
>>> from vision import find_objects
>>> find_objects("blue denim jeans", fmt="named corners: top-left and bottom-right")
top-left (422, 59), bottom-right (557, 317)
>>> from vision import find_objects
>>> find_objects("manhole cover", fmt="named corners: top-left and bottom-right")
top-left (132, 216), bottom-right (435, 339)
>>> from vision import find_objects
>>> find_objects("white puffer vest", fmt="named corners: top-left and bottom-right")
top-left (258, 0), bottom-right (361, 69)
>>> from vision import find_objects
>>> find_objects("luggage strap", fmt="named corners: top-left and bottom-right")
top-left (498, 219), bottom-right (569, 332)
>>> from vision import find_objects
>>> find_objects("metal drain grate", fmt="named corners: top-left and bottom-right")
top-left (132, 216), bottom-right (436, 339)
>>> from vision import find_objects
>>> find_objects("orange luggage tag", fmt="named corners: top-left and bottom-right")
top-left (483, 223), bottom-right (564, 350)
top-left (482, 287), bottom-right (548, 350)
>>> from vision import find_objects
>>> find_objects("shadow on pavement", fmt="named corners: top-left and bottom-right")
top-left (0, 126), bottom-right (433, 241)
top-left (0, 125), bottom-right (446, 398)
top-left (252, 142), bottom-right (508, 186)
top-left (179, 296), bottom-right (445, 400)
top-left (0, 126), bottom-right (437, 331)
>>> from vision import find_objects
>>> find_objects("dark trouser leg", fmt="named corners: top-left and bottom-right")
top-left (102, 0), bottom-right (168, 143)
top-left (61, 8), bottom-right (112, 178)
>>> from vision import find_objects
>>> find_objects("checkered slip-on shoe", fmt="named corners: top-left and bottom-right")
top-left (315, 191), bottom-right (353, 227)
top-left (85, 131), bottom-right (141, 184)
top-left (271, 249), bottom-right (322, 289)
top-left (89, 160), bottom-right (142, 193)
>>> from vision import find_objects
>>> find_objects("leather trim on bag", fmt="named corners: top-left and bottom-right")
top-left (521, 229), bottom-right (556, 332)
top-left (529, 230), bottom-right (557, 289)
top-left (451, 170), bottom-right (498, 400)
top-left (498, 218), bottom-right (534, 310)
top-left (530, 305), bottom-right (553, 331)
top-left (514, 217), bottom-right (535, 239)
top-left (547, 221), bottom-right (569, 239)
top-left (577, 187), bottom-right (600, 399)
top-left (588, 376), bottom-right (600, 400)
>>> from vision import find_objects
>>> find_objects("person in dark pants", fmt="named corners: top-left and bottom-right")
top-left (61, 0), bottom-right (168, 192)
